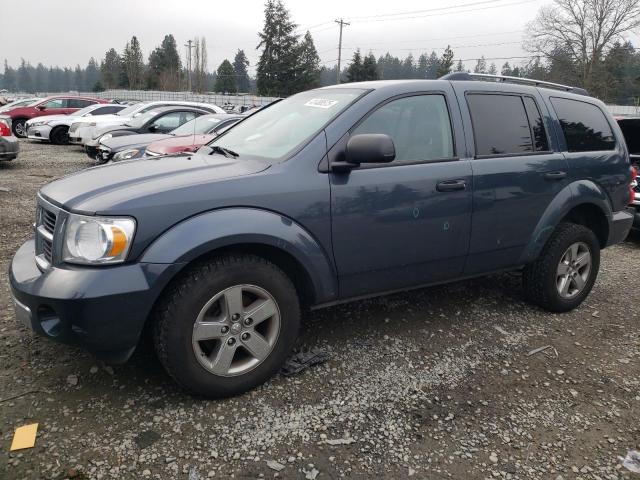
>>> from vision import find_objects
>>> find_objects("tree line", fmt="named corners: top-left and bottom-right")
top-left (1, 0), bottom-right (640, 105)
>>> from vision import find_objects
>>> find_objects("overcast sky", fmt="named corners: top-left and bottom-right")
top-left (2, 0), bottom-right (638, 74)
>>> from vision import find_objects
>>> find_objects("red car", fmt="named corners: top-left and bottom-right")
top-left (145, 114), bottom-right (242, 157)
top-left (0, 95), bottom-right (109, 137)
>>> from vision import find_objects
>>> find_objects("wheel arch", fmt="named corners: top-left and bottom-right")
top-left (519, 180), bottom-right (612, 264)
top-left (139, 207), bottom-right (338, 308)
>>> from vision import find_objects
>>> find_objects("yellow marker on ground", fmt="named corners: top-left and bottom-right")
top-left (10, 423), bottom-right (38, 451)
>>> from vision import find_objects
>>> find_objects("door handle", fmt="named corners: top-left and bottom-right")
top-left (544, 171), bottom-right (567, 180)
top-left (436, 179), bottom-right (466, 192)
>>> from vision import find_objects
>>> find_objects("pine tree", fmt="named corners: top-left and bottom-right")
top-left (417, 54), bottom-right (428, 78)
top-left (346, 50), bottom-right (363, 82)
top-left (296, 31), bottom-right (321, 90)
top-left (501, 62), bottom-right (512, 76)
top-left (362, 53), bottom-right (379, 81)
top-left (18, 59), bottom-right (34, 93)
top-left (215, 59), bottom-right (237, 93)
top-left (256, 0), bottom-right (300, 96)
top-left (147, 35), bottom-right (182, 90)
top-left (101, 48), bottom-right (123, 89)
top-left (233, 49), bottom-right (251, 93)
top-left (437, 46), bottom-right (455, 77)
top-left (455, 60), bottom-right (465, 72)
top-left (473, 56), bottom-right (487, 74)
top-left (123, 36), bottom-right (144, 89)
top-left (425, 52), bottom-right (439, 79)
top-left (488, 63), bottom-right (497, 75)
top-left (73, 65), bottom-right (83, 91)
top-left (402, 54), bottom-right (416, 79)
top-left (85, 58), bottom-right (101, 91)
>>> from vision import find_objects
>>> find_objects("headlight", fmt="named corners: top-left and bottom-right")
top-left (113, 148), bottom-right (141, 161)
top-left (30, 120), bottom-right (49, 127)
top-left (100, 133), bottom-right (113, 142)
top-left (63, 214), bottom-right (136, 265)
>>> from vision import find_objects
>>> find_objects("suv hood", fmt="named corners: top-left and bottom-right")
top-left (40, 152), bottom-right (270, 214)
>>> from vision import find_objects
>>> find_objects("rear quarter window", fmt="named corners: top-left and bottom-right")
top-left (550, 97), bottom-right (615, 152)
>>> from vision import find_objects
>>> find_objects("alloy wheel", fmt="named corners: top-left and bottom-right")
top-left (191, 284), bottom-right (281, 377)
top-left (556, 241), bottom-right (591, 299)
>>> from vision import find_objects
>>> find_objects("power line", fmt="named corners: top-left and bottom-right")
top-left (339, 40), bottom-right (523, 53)
top-left (347, 0), bottom-right (513, 21)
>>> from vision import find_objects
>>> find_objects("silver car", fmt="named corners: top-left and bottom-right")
top-left (0, 118), bottom-right (19, 161)
top-left (26, 103), bottom-right (126, 145)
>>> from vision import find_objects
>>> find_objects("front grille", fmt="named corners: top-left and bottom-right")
top-left (35, 199), bottom-right (59, 270)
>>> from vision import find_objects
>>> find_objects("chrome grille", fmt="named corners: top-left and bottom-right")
top-left (35, 199), bottom-right (59, 270)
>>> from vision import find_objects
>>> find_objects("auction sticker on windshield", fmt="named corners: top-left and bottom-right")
top-left (304, 98), bottom-right (339, 109)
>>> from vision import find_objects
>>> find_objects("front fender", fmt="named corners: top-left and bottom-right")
top-left (518, 180), bottom-right (611, 264)
top-left (140, 207), bottom-right (337, 304)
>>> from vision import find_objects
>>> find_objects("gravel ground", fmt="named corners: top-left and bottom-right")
top-left (1, 140), bottom-right (639, 480)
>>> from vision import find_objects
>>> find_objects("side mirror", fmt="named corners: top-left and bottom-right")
top-left (331, 134), bottom-right (395, 172)
top-left (37, 105), bottom-right (46, 111)
top-left (148, 124), bottom-right (159, 132)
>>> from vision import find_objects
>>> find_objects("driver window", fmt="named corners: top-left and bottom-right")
top-left (41, 99), bottom-right (65, 109)
top-left (352, 95), bottom-right (455, 163)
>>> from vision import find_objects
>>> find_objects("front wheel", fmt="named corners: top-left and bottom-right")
top-left (12, 119), bottom-right (27, 138)
top-left (153, 254), bottom-right (300, 398)
top-left (50, 126), bottom-right (69, 145)
top-left (523, 222), bottom-right (600, 312)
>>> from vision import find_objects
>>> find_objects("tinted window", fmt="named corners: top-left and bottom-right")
top-left (92, 105), bottom-right (124, 115)
top-left (41, 98), bottom-right (66, 109)
top-left (617, 118), bottom-right (640, 155)
top-left (551, 98), bottom-right (615, 152)
top-left (152, 111), bottom-right (198, 132)
top-left (467, 94), bottom-right (533, 156)
top-left (68, 99), bottom-right (94, 108)
top-left (523, 97), bottom-right (550, 152)
top-left (352, 95), bottom-right (454, 163)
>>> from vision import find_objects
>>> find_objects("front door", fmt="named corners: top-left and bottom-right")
top-left (330, 93), bottom-right (473, 298)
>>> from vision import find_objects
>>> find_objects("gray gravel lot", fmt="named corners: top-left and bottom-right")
top-left (1, 140), bottom-right (639, 480)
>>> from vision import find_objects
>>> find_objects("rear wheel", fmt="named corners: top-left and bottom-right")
top-left (153, 254), bottom-right (300, 398)
top-left (523, 222), bottom-right (600, 312)
top-left (50, 126), bottom-right (69, 145)
top-left (12, 119), bottom-right (27, 138)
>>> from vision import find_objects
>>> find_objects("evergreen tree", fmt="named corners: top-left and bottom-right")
top-left (18, 59), bottom-right (33, 93)
top-left (296, 31), bottom-right (321, 90)
top-left (501, 62), bottom-right (512, 76)
top-left (346, 50), bottom-right (363, 82)
top-left (488, 62), bottom-right (497, 75)
top-left (362, 53), bottom-right (379, 81)
top-left (123, 36), bottom-right (144, 89)
top-left (215, 59), bottom-right (237, 93)
top-left (425, 52), bottom-right (439, 78)
top-left (85, 58), bottom-right (101, 91)
top-left (454, 60), bottom-right (465, 72)
top-left (417, 54), bottom-right (428, 78)
top-left (147, 35), bottom-right (182, 90)
top-left (473, 56), bottom-right (487, 74)
top-left (437, 46), bottom-right (454, 77)
top-left (256, 0), bottom-right (300, 96)
top-left (402, 54), bottom-right (416, 79)
top-left (73, 64), bottom-right (84, 90)
top-left (101, 48), bottom-right (123, 89)
top-left (233, 49), bottom-right (251, 93)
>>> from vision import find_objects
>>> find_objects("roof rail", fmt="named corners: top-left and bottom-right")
top-left (440, 72), bottom-right (589, 96)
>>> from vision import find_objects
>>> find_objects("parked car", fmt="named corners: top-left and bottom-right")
top-left (136, 114), bottom-right (243, 159)
top-left (0, 97), bottom-right (42, 113)
top-left (101, 113), bottom-right (243, 163)
top-left (0, 117), bottom-right (19, 161)
top-left (26, 103), bottom-right (127, 145)
top-left (0, 96), bottom-right (108, 137)
top-left (90, 106), bottom-right (212, 161)
top-left (9, 75), bottom-right (635, 398)
top-left (69, 101), bottom-right (226, 156)
top-left (615, 116), bottom-right (640, 231)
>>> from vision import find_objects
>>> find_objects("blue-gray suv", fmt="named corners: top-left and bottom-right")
top-left (10, 73), bottom-right (636, 397)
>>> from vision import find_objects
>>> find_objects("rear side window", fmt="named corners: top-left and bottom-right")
top-left (467, 94), bottom-right (540, 156)
top-left (68, 99), bottom-right (94, 108)
top-left (352, 94), bottom-right (455, 163)
top-left (523, 97), bottom-right (550, 152)
top-left (93, 105), bottom-right (123, 115)
top-left (550, 97), bottom-right (615, 152)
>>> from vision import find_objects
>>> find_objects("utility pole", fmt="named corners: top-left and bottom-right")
top-left (184, 39), bottom-right (193, 91)
top-left (335, 18), bottom-right (350, 84)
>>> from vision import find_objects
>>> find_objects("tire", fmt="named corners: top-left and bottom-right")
top-left (523, 222), bottom-right (600, 312)
top-left (153, 254), bottom-right (300, 398)
top-left (50, 126), bottom-right (69, 145)
top-left (12, 119), bottom-right (27, 138)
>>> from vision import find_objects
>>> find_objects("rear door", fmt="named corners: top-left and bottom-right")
top-left (146, 110), bottom-right (200, 134)
top-left (453, 86), bottom-right (569, 274)
top-left (330, 91), bottom-right (473, 298)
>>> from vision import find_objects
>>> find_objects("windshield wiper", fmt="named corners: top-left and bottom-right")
top-left (209, 145), bottom-right (239, 158)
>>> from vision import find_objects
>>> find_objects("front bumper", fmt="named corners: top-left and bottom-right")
top-left (9, 238), bottom-right (184, 363)
top-left (26, 125), bottom-right (52, 141)
top-left (0, 135), bottom-right (19, 160)
top-left (68, 125), bottom-right (92, 145)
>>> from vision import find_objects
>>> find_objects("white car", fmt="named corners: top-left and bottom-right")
top-left (69, 101), bottom-right (226, 153)
top-left (26, 103), bottom-right (127, 144)
top-left (0, 98), bottom-right (42, 113)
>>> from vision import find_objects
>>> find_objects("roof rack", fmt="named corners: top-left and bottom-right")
top-left (440, 72), bottom-right (589, 96)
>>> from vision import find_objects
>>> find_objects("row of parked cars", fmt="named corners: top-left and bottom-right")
top-left (0, 94), bottom-right (262, 163)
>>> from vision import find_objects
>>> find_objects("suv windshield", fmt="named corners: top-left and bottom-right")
top-left (208, 88), bottom-right (364, 161)
top-left (171, 115), bottom-right (226, 136)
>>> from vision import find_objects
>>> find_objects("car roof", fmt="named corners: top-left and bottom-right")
top-left (140, 105), bottom-right (212, 115)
